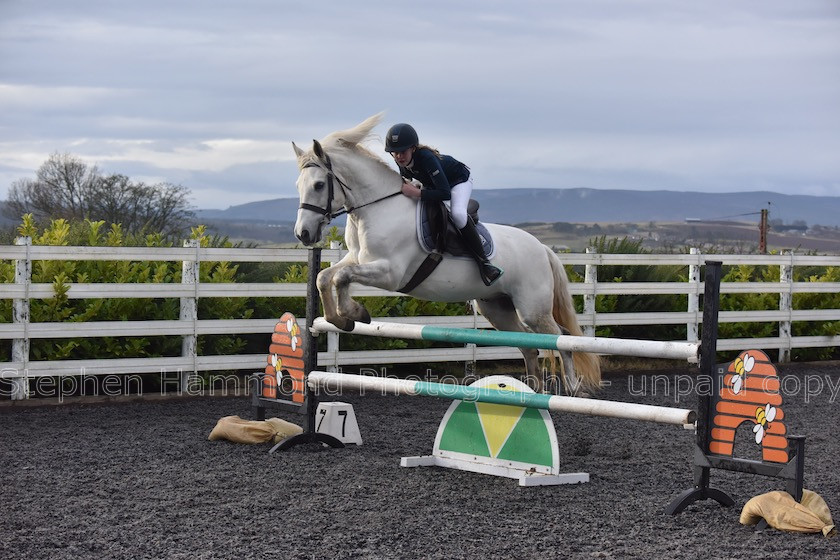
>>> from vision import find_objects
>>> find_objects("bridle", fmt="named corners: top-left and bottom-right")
top-left (299, 150), bottom-right (402, 222)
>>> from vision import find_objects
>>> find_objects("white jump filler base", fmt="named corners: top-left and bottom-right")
top-left (399, 375), bottom-right (589, 487)
top-left (315, 402), bottom-right (362, 445)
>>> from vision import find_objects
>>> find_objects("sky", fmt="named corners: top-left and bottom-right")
top-left (1, 0), bottom-right (839, 211)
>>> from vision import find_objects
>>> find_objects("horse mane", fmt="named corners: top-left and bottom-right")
top-left (322, 112), bottom-right (383, 147)
top-left (317, 112), bottom-right (397, 176)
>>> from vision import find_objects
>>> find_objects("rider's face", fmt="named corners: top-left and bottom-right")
top-left (390, 147), bottom-right (415, 167)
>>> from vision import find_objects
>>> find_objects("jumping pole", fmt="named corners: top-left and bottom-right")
top-left (309, 371), bottom-right (696, 426)
top-left (312, 318), bottom-right (700, 362)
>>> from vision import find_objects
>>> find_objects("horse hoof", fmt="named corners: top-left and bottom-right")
top-left (346, 306), bottom-right (371, 324)
top-left (329, 317), bottom-right (356, 332)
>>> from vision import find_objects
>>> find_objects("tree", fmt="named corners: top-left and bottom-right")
top-left (4, 153), bottom-right (195, 238)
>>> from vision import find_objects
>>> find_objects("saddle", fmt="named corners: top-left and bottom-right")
top-left (416, 199), bottom-right (494, 258)
top-left (398, 199), bottom-right (495, 293)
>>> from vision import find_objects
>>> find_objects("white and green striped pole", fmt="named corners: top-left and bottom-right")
top-left (308, 371), bottom-right (696, 426)
top-left (311, 318), bottom-right (699, 361)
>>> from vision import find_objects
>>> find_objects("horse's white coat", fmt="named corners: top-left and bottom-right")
top-left (292, 114), bottom-right (601, 392)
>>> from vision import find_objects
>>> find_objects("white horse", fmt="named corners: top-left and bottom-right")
top-left (292, 114), bottom-right (600, 394)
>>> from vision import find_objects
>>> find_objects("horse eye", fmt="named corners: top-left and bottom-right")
top-left (314, 181), bottom-right (325, 191)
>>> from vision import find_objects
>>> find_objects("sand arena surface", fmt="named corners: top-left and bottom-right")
top-left (2, 366), bottom-right (838, 559)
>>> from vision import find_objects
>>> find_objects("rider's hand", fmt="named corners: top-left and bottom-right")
top-left (401, 181), bottom-right (422, 199)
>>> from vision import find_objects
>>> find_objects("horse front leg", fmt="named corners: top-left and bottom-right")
top-left (332, 260), bottom-right (395, 327)
top-left (317, 259), bottom-right (393, 331)
top-left (316, 264), bottom-right (355, 331)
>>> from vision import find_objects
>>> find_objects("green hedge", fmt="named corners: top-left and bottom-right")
top-left (2, 219), bottom-right (837, 366)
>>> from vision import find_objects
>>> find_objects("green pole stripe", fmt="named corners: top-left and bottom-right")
top-left (414, 381), bottom-right (553, 409)
top-left (420, 325), bottom-right (563, 350)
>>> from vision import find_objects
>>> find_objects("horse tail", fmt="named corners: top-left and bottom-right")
top-left (545, 245), bottom-right (602, 391)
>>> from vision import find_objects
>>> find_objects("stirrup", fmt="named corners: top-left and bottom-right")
top-left (480, 263), bottom-right (504, 286)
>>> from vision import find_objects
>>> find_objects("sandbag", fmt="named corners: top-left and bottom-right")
top-left (208, 415), bottom-right (303, 445)
top-left (740, 489), bottom-right (836, 537)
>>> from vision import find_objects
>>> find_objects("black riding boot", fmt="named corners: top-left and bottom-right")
top-left (459, 217), bottom-right (504, 286)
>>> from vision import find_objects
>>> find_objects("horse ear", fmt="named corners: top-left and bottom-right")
top-left (292, 142), bottom-right (305, 159)
top-left (313, 140), bottom-right (325, 159)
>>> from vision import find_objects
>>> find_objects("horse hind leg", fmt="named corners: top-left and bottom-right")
top-left (544, 245), bottom-right (601, 392)
top-left (540, 343), bottom-right (577, 395)
top-left (553, 325), bottom-right (583, 396)
top-left (474, 297), bottom-right (543, 393)
top-left (520, 314), bottom-right (586, 396)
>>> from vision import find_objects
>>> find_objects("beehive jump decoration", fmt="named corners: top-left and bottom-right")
top-left (262, 312), bottom-right (306, 404)
top-left (710, 349), bottom-right (789, 464)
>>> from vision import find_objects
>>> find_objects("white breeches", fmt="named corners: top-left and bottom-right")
top-left (445, 177), bottom-right (473, 229)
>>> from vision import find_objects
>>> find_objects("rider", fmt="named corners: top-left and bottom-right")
top-left (385, 123), bottom-right (503, 286)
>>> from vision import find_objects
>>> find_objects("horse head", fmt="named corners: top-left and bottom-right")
top-left (292, 113), bottom-right (395, 245)
top-left (292, 139), bottom-right (348, 245)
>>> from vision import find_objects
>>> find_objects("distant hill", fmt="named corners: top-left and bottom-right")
top-left (199, 198), bottom-right (302, 223)
top-left (198, 188), bottom-right (840, 228)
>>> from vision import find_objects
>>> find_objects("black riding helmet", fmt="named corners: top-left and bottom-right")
top-left (385, 123), bottom-right (419, 152)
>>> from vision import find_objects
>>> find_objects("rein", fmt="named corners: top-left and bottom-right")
top-left (300, 152), bottom-right (401, 221)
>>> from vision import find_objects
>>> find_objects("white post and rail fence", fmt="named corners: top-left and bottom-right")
top-left (1, 239), bottom-right (838, 400)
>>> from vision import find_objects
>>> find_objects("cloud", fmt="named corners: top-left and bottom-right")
top-left (93, 138), bottom-right (291, 172)
top-left (1, 0), bottom-right (839, 207)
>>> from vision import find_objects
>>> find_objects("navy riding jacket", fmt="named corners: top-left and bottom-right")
top-left (399, 147), bottom-right (470, 203)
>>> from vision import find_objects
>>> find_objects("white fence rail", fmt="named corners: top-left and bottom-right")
top-left (1, 240), bottom-right (838, 400)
